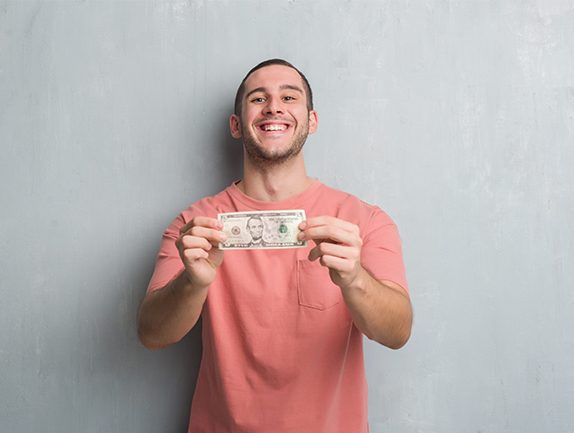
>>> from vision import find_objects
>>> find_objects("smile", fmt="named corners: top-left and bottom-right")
top-left (260, 124), bottom-right (288, 132)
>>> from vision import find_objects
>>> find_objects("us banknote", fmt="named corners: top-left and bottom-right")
top-left (218, 210), bottom-right (307, 250)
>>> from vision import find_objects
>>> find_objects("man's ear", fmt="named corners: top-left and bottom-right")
top-left (230, 114), bottom-right (242, 138)
top-left (308, 110), bottom-right (318, 134)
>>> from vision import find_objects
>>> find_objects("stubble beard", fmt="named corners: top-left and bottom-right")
top-left (240, 116), bottom-right (310, 169)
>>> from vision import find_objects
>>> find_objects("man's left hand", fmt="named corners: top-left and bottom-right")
top-left (298, 216), bottom-right (364, 290)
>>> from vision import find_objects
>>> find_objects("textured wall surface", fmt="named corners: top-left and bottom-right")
top-left (1, 1), bottom-right (573, 432)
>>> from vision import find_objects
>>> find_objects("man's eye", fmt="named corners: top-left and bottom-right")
top-left (252, 97), bottom-right (265, 103)
top-left (283, 96), bottom-right (294, 101)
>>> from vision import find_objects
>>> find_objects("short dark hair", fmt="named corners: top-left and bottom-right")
top-left (234, 59), bottom-right (313, 117)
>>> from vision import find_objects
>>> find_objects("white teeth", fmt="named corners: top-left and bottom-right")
top-left (263, 124), bottom-right (286, 131)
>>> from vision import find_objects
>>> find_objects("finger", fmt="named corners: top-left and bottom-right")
top-left (308, 242), bottom-right (360, 263)
top-left (179, 216), bottom-right (223, 235)
top-left (178, 234), bottom-right (224, 269)
top-left (299, 216), bottom-right (360, 245)
top-left (310, 246), bottom-right (355, 274)
top-left (300, 224), bottom-right (361, 247)
top-left (179, 234), bottom-right (214, 252)
top-left (187, 226), bottom-right (227, 245)
top-left (311, 249), bottom-right (361, 281)
top-left (182, 247), bottom-right (210, 263)
top-left (300, 216), bottom-right (358, 233)
top-left (318, 254), bottom-right (352, 272)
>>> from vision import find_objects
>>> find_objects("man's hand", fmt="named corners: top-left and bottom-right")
top-left (176, 216), bottom-right (227, 290)
top-left (298, 216), bottom-right (363, 290)
top-left (298, 216), bottom-right (412, 349)
top-left (137, 216), bottom-right (227, 351)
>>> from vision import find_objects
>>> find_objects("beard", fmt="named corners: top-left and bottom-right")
top-left (240, 116), bottom-right (310, 168)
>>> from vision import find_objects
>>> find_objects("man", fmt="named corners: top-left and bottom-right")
top-left (246, 216), bottom-right (267, 248)
top-left (137, 59), bottom-right (412, 433)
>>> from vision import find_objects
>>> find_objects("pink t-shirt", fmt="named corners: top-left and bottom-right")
top-left (147, 179), bottom-right (408, 433)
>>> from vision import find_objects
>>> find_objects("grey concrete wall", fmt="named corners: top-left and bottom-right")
top-left (1, 1), bottom-right (573, 432)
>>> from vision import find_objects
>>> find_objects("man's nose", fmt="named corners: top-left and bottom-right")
top-left (264, 96), bottom-right (284, 114)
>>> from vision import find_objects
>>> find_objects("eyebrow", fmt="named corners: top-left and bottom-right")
top-left (245, 84), bottom-right (304, 100)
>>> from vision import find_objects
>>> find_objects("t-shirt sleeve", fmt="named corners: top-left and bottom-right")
top-left (146, 213), bottom-right (186, 293)
top-left (360, 209), bottom-right (409, 296)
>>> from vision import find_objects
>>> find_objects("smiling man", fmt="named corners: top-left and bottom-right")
top-left (231, 64), bottom-right (316, 170)
top-left (137, 59), bottom-right (412, 433)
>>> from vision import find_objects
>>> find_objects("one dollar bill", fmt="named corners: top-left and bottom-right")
top-left (218, 210), bottom-right (307, 250)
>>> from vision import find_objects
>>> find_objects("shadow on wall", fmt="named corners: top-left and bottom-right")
top-left (127, 114), bottom-right (242, 430)
top-left (222, 115), bottom-right (244, 186)
top-left (66, 108), bottom-right (244, 430)
top-left (74, 239), bottom-right (201, 431)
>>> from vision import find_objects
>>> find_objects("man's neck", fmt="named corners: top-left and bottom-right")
top-left (238, 154), bottom-right (313, 202)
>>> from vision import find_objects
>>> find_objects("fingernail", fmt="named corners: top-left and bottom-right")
top-left (299, 222), bottom-right (306, 229)
top-left (220, 233), bottom-right (227, 242)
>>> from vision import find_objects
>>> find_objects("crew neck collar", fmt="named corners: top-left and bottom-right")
top-left (228, 178), bottom-right (322, 210)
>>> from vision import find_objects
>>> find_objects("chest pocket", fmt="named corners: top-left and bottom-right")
top-left (297, 260), bottom-right (341, 311)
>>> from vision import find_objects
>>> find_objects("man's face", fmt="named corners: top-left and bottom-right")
top-left (247, 218), bottom-right (264, 240)
top-left (230, 65), bottom-right (318, 166)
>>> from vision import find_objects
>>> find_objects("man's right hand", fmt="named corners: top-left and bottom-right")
top-left (137, 216), bottom-right (226, 350)
top-left (175, 216), bottom-right (227, 290)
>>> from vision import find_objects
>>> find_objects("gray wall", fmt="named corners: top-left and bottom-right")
top-left (1, 1), bottom-right (573, 432)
